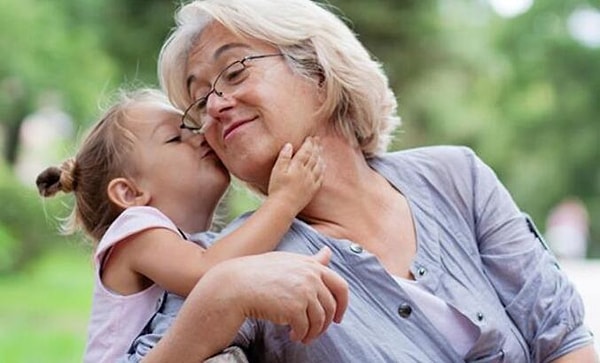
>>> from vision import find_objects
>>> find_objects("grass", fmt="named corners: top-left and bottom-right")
top-left (0, 247), bottom-right (93, 363)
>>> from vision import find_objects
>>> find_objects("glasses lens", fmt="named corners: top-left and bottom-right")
top-left (182, 57), bottom-right (259, 131)
top-left (213, 61), bottom-right (248, 99)
top-left (181, 101), bottom-right (204, 130)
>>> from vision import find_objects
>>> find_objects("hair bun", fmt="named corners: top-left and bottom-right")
top-left (35, 158), bottom-right (76, 197)
top-left (36, 167), bottom-right (63, 197)
top-left (59, 158), bottom-right (76, 193)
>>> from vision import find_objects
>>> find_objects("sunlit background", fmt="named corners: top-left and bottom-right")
top-left (0, 0), bottom-right (598, 361)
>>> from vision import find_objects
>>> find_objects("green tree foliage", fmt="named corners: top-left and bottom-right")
top-left (0, 0), bottom-right (117, 163)
top-left (0, 161), bottom-right (85, 273)
top-left (0, 0), bottom-right (177, 271)
top-left (488, 1), bottom-right (600, 256)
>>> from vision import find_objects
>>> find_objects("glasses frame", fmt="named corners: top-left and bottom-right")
top-left (180, 53), bottom-right (284, 133)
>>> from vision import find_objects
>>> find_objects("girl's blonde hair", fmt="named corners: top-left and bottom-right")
top-left (36, 88), bottom-right (181, 244)
top-left (158, 0), bottom-right (400, 157)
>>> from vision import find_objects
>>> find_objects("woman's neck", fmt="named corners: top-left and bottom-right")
top-left (299, 137), bottom-right (416, 277)
top-left (298, 136), bottom-right (387, 238)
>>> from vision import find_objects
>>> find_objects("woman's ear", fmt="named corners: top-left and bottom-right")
top-left (107, 177), bottom-right (151, 209)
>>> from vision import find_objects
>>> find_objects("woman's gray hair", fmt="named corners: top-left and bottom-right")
top-left (158, 0), bottom-right (400, 157)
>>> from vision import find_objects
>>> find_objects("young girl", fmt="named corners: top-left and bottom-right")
top-left (35, 88), bottom-right (324, 363)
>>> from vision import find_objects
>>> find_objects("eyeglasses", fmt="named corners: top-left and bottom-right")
top-left (180, 53), bottom-right (284, 133)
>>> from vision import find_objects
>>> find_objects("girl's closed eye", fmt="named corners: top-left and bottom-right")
top-left (166, 135), bottom-right (182, 143)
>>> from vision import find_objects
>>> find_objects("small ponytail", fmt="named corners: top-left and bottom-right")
top-left (36, 158), bottom-right (77, 197)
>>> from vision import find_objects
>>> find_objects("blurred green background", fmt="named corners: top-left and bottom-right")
top-left (1, 0), bottom-right (599, 361)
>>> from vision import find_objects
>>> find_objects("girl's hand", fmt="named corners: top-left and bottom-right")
top-left (267, 137), bottom-right (324, 215)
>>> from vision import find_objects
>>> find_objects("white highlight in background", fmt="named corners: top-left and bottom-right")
top-left (568, 6), bottom-right (600, 48)
top-left (488, 0), bottom-right (534, 18)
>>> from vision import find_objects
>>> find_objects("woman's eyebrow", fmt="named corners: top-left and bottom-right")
top-left (186, 43), bottom-right (251, 95)
top-left (212, 43), bottom-right (251, 61)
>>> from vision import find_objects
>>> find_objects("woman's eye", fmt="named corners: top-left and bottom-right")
top-left (196, 98), bottom-right (208, 110)
top-left (223, 66), bottom-right (247, 84)
top-left (225, 69), bottom-right (244, 81)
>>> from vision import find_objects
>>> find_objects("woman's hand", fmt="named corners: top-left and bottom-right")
top-left (142, 247), bottom-right (348, 363)
top-left (229, 246), bottom-right (347, 343)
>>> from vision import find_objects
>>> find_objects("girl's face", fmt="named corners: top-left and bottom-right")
top-left (128, 103), bottom-right (230, 216)
top-left (184, 22), bottom-right (325, 193)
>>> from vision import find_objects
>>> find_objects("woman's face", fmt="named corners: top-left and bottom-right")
top-left (184, 22), bottom-right (324, 192)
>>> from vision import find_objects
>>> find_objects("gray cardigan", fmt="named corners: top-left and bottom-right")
top-left (124, 146), bottom-right (593, 362)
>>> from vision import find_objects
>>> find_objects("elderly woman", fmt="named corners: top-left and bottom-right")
top-left (125, 0), bottom-right (597, 362)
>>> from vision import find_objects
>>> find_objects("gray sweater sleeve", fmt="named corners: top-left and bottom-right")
top-left (461, 147), bottom-right (593, 361)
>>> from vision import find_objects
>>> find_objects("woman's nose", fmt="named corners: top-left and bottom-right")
top-left (205, 91), bottom-right (236, 119)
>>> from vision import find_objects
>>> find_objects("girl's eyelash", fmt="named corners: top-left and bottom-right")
top-left (166, 135), bottom-right (182, 143)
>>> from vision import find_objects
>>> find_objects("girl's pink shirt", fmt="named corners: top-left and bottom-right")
top-left (83, 206), bottom-right (177, 363)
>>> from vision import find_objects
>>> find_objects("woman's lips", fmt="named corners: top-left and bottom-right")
top-left (223, 117), bottom-right (256, 141)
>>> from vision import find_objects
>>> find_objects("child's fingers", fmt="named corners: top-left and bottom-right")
top-left (314, 159), bottom-right (325, 185)
top-left (272, 143), bottom-right (293, 175)
top-left (304, 138), bottom-right (323, 175)
top-left (292, 137), bottom-right (315, 167)
top-left (305, 145), bottom-right (322, 172)
top-left (289, 137), bottom-right (324, 186)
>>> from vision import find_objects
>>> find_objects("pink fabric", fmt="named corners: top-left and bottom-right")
top-left (392, 276), bottom-right (479, 357)
top-left (83, 206), bottom-right (179, 363)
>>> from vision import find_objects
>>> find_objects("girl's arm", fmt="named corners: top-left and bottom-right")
top-left (111, 138), bottom-right (323, 297)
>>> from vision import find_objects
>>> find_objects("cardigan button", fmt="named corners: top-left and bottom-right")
top-left (398, 303), bottom-right (413, 318)
top-left (349, 243), bottom-right (363, 253)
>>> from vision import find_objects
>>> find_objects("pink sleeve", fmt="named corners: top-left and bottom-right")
top-left (94, 206), bottom-right (179, 268)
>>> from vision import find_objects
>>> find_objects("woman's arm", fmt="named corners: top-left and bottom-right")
top-left (141, 248), bottom-right (348, 363)
top-left (464, 147), bottom-right (594, 361)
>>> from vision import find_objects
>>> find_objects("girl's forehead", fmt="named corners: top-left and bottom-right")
top-left (127, 103), bottom-right (180, 125)
top-left (123, 107), bottom-right (180, 145)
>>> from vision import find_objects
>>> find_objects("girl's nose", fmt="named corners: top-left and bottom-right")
top-left (182, 128), bottom-right (205, 147)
